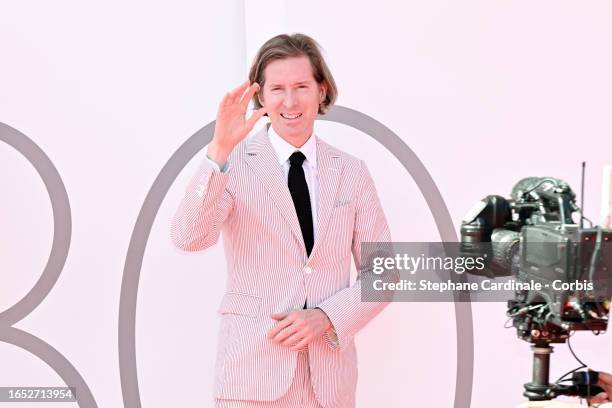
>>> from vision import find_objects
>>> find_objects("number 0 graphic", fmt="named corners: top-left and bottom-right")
top-left (118, 106), bottom-right (474, 408)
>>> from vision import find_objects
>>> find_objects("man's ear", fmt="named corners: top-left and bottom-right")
top-left (257, 92), bottom-right (265, 107)
top-left (319, 84), bottom-right (327, 102)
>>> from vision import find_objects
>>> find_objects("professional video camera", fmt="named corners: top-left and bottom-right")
top-left (460, 175), bottom-right (612, 401)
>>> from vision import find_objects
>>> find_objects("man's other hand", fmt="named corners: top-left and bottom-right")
top-left (267, 308), bottom-right (332, 351)
top-left (589, 372), bottom-right (612, 405)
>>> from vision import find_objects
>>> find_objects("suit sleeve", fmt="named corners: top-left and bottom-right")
top-left (316, 161), bottom-right (398, 351)
top-left (170, 153), bottom-right (235, 252)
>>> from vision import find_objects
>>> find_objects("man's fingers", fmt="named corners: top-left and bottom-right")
top-left (239, 83), bottom-right (260, 108)
top-left (220, 92), bottom-right (232, 108)
top-left (267, 314), bottom-right (293, 339)
top-left (245, 106), bottom-right (267, 131)
top-left (228, 80), bottom-right (250, 104)
top-left (281, 331), bottom-right (304, 347)
top-left (589, 392), bottom-right (608, 405)
top-left (271, 324), bottom-right (299, 344)
top-left (600, 372), bottom-right (612, 387)
top-left (290, 336), bottom-right (311, 351)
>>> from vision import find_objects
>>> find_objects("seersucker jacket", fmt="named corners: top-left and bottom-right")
top-left (171, 125), bottom-right (392, 408)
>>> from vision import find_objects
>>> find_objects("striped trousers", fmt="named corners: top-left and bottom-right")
top-left (215, 351), bottom-right (326, 408)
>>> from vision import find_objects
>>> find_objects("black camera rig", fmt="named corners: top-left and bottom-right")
top-left (461, 176), bottom-right (611, 401)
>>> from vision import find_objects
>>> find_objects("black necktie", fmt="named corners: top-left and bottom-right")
top-left (288, 151), bottom-right (314, 256)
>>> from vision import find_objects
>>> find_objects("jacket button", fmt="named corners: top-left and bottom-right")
top-left (303, 266), bottom-right (313, 274)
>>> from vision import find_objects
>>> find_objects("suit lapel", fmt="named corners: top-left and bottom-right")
top-left (309, 138), bottom-right (341, 260)
top-left (244, 126), bottom-right (305, 252)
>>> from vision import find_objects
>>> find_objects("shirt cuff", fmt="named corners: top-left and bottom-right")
top-left (203, 146), bottom-right (229, 173)
top-left (316, 307), bottom-right (339, 349)
top-left (323, 327), bottom-right (339, 348)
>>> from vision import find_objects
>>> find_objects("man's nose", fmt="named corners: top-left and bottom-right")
top-left (282, 90), bottom-right (297, 108)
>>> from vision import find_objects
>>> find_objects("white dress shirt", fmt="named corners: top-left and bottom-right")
top-left (206, 125), bottom-right (320, 238)
top-left (267, 126), bottom-right (319, 239)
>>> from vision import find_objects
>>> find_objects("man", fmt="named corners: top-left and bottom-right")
top-left (171, 33), bottom-right (393, 408)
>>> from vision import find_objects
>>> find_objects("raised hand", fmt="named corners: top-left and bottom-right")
top-left (208, 80), bottom-right (267, 166)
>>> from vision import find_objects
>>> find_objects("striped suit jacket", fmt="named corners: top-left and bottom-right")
top-left (171, 126), bottom-right (392, 407)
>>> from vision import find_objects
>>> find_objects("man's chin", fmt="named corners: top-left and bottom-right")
top-left (272, 123), bottom-right (311, 141)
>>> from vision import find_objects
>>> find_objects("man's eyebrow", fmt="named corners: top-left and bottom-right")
top-left (268, 80), bottom-right (313, 87)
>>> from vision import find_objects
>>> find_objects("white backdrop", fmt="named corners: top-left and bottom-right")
top-left (1, 1), bottom-right (611, 407)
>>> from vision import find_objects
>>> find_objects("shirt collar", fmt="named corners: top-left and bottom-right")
top-left (268, 124), bottom-right (318, 169)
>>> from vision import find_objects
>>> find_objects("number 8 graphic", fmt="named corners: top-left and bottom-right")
top-left (0, 122), bottom-right (98, 408)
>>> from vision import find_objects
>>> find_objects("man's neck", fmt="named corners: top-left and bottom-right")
top-left (270, 124), bottom-right (313, 148)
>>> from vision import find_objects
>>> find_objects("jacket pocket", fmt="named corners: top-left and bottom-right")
top-left (333, 200), bottom-right (353, 208)
top-left (217, 292), bottom-right (262, 318)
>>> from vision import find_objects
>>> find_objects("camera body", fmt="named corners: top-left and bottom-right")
top-left (461, 177), bottom-right (611, 344)
top-left (513, 224), bottom-right (611, 342)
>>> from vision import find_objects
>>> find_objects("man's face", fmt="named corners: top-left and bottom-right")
top-left (259, 55), bottom-right (324, 147)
